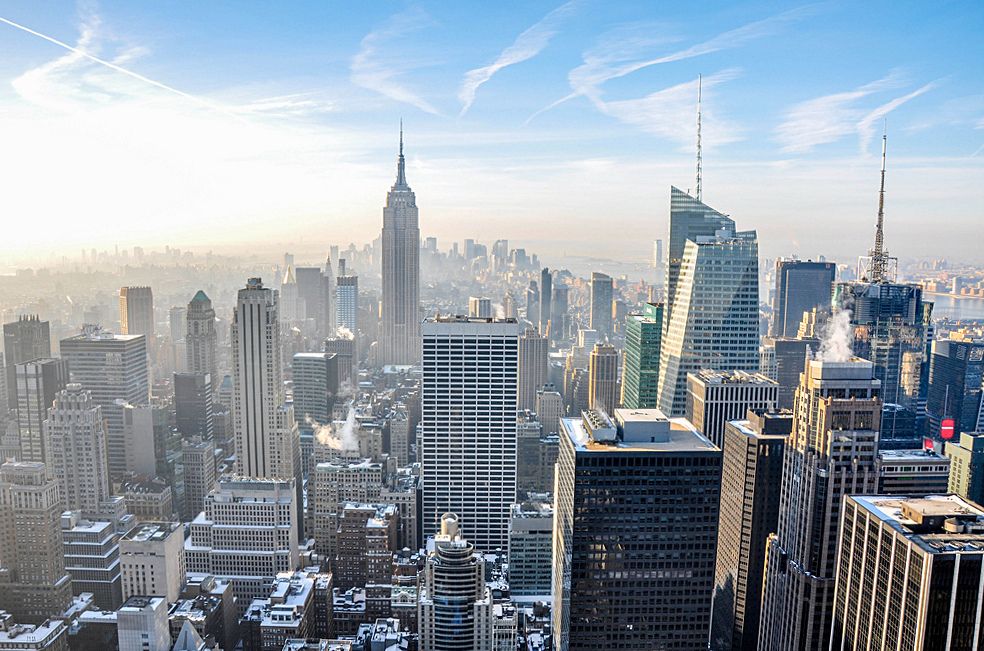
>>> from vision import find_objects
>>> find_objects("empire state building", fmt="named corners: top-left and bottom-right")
top-left (379, 126), bottom-right (421, 365)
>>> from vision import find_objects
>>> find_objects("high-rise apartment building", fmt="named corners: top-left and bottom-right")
top-left (185, 291), bottom-right (218, 383)
top-left (553, 409), bottom-right (721, 650)
top-left (621, 302), bottom-right (662, 409)
top-left (379, 128), bottom-right (420, 366)
top-left (927, 336), bottom-right (984, 435)
top-left (539, 268), bottom-right (552, 335)
top-left (418, 513), bottom-right (496, 651)
top-left (181, 436), bottom-right (216, 521)
top-left (517, 327), bottom-right (548, 412)
top-left (771, 259), bottom-right (836, 337)
top-left (589, 272), bottom-right (613, 339)
top-left (710, 412), bottom-right (789, 651)
top-left (60, 327), bottom-right (149, 480)
top-left (292, 352), bottom-right (338, 429)
top-left (759, 358), bottom-right (882, 651)
top-left (174, 372), bottom-right (213, 439)
top-left (42, 384), bottom-right (110, 513)
top-left (336, 273), bottom-right (359, 335)
top-left (658, 222), bottom-right (759, 417)
top-left (3, 315), bottom-right (50, 407)
top-left (14, 358), bottom-right (67, 462)
top-left (686, 370), bottom-right (778, 448)
top-left (945, 432), bottom-right (984, 505)
top-left (119, 286), bottom-right (154, 336)
top-left (0, 461), bottom-right (72, 624)
top-left (587, 342), bottom-right (618, 414)
top-left (120, 521), bottom-right (185, 603)
top-left (831, 495), bottom-right (984, 650)
top-left (421, 316), bottom-right (519, 553)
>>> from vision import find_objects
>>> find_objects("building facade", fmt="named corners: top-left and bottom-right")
top-left (686, 370), bottom-right (778, 448)
top-left (621, 302), bottom-right (662, 409)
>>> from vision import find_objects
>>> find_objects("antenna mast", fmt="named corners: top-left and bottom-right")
top-left (695, 74), bottom-right (703, 202)
top-left (870, 130), bottom-right (888, 282)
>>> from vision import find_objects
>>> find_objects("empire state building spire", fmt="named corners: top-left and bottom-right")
top-left (394, 119), bottom-right (409, 190)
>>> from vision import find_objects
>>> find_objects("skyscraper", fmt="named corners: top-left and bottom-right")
top-left (0, 461), bottom-right (72, 624)
top-left (61, 326), bottom-right (149, 480)
top-left (181, 436), bottom-right (216, 521)
top-left (3, 315), bottom-right (51, 407)
top-left (710, 411), bottom-right (789, 651)
top-left (517, 327), bottom-right (548, 412)
top-left (186, 290), bottom-right (218, 385)
top-left (379, 127), bottom-right (421, 366)
top-left (539, 267), bottom-right (552, 335)
top-left (174, 372), bottom-right (213, 439)
top-left (551, 283), bottom-right (569, 341)
top-left (759, 357), bottom-right (881, 651)
top-left (831, 495), bottom-right (984, 650)
top-left (119, 286), bottom-right (155, 336)
top-left (926, 335), bottom-right (984, 435)
top-left (42, 384), bottom-right (110, 513)
top-left (231, 279), bottom-right (298, 483)
top-left (553, 409), bottom-right (721, 650)
top-left (587, 342), bottom-right (618, 413)
top-left (686, 369), bottom-right (778, 448)
top-left (292, 352), bottom-right (338, 428)
top-left (771, 259), bottom-right (836, 337)
top-left (336, 272), bottom-right (359, 335)
top-left (620, 302), bottom-right (662, 409)
top-left (589, 272), bottom-right (613, 339)
top-left (421, 316), bottom-right (519, 553)
top-left (468, 296), bottom-right (493, 319)
top-left (13, 358), bottom-right (67, 462)
top-left (658, 221), bottom-right (759, 416)
top-left (525, 281), bottom-right (539, 328)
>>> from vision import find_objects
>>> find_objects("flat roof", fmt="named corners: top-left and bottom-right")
top-left (561, 415), bottom-right (717, 454)
top-left (852, 494), bottom-right (984, 554)
top-left (688, 369), bottom-right (777, 385)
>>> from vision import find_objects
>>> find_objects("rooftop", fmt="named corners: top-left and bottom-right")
top-left (122, 521), bottom-right (180, 542)
top-left (689, 369), bottom-right (778, 385)
top-left (854, 494), bottom-right (984, 554)
top-left (561, 409), bottom-right (717, 454)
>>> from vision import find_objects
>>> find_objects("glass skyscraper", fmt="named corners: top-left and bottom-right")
top-left (620, 302), bottom-right (662, 409)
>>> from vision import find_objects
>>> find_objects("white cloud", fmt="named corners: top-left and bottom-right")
top-left (350, 7), bottom-right (440, 115)
top-left (458, 1), bottom-right (578, 116)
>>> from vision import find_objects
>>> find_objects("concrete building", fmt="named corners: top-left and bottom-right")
top-left (770, 259), bottom-right (835, 337)
top-left (588, 272), bottom-right (613, 339)
top-left (120, 521), bottom-right (186, 603)
top-left (336, 273), bottom-right (359, 335)
top-left (60, 511), bottom-right (123, 610)
top-left (13, 358), bottom-right (67, 463)
top-left (310, 459), bottom-right (385, 559)
top-left (621, 302), bottom-right (662, 409)
top-left (334, 503), bottom-right (398, 591)
top-left (292, 352), bottom-right (338, 430)
top-left (60, 326), bottom-right (149, 481)
top-left (831, 495), bottom-right (984, 650)
top-left (587, 343), bottom-right (618, 414)
top-left (181, 436), bottom-right (217, 521)
top-left (3, 315), bottom-right (51, 407)
top-left (686, 370), bottom-right (778, 448)
top-left (118, 596), bottom-right (170, 651)
top-left (759, 358), bottom-right (882, 651)
top-left (418, 513), bottom-right (495, 651)
top-left (119, 287), bottom-right (154, 337)
top-left (534, 385), bottom-right (562, 437)
top-left (0, 618), bottom-right (67, 651)
top-left (553, 409), bottom-right (722, 650)
top-left (507, 501), bottom-right (552, 600)
top-left (379, 128), bottom-right (421, 366)
top-left (185, 291), bottom-right (218, 384)
top-left (468, 296), bottom-right (493, 320)
top-left (121, 477), bottom-right (175, 523)
top-left (710, 412), bottom-right (790, 651)
top-left (0, 462), bottom-right (72, 623)
top-left (174, 372), bottom-right (214, 439)
top-left (876, 448), bottom-right (951, 495)
top-left (421, 316), bottom-right (520, 553)
top-left (42, 384), bottom-right (110, 513)
top-left (945, 432), bottom-right (984, 505)
top-left (517, 327), bottom-right (548, 413)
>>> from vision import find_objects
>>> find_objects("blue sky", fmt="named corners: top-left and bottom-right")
top-left (0, 1), bottom-right (981, 266)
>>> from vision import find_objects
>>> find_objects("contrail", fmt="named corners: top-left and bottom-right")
top-left (0, 15), bottom-right (237, 118)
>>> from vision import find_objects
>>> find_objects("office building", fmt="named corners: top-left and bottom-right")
top-left (760, 336), bottom-right (816, 410)
top-left (182, 436), bottom-right (217, 521)
top-left (759, 358), bottom-right (881, 651)
top-left (945, 432), bottom-right (984, 505)
top-left (119, 286), bottom-right (154, 336)
top-left (310, 458), bottom-right (385, 559)
top-left (185, 476), bottom-right (300, 609)
top-left (13, 358), bottom-right (67, 462)
top-left (535, 385), bottom-right (563, 437)
top-left (418, 513), bottom-right (496, 651)
top-left (927, 336), bottom-right (984, 435)
top-left (710, 412), bottom-right (789, 651)
top-left (60, 511), bottom-right (123, 610)
top-left (0, 461), bottom-right (72, 623)
top-left (3, 315), bottom-right (51, 404)
top-left (468, 296), bottom-right (493, 319)
top-left (42, 384), bottom-right (110, 513)
top-left (551, 283), bottom-right (569, 341)
top-left (517, 327), bottom-right (548, 412)
top-left (118, 596), bottom-right (171, 651)
top-left (292, 352), bottom-right (338, 429)
top-left (507, 501), bottom-right (553, 599)
top-left (553, 409), bottom-right (722, 650)
top-left (120, 521), bottom-right (186, 603)
top-left (771, 259), bottom-right (836, 337)
top-left (379, 127), bottom-right (421, 366)
top-left (686, 370), bottom-right (778, 448)
top-left (653, 239), bottom-right (663, 267)
top-left (875, 448), bottom-right (950, 495)
top-left (336, 273), bottom-right (359, 335)
top-left (831, 495), bottom-right (984, 650)
top-left (621, 302), bottom-right (662, 409)
top-left (587, 343), bottom-right (618, 414)
top-left (388, 410), bottom-right (410, 467)
top-left (121, 476), bottom-right (175, 523)
top-left (232, 278), bottom-right (299, 487)
top-left (334, 503), bottom-right (399, 591)
top-left (589, 272), bottom-right (613, 339)
top-left (658, 222), bottom-right (759, 417)
top-left (186, 291), bottom-right (218, 383)
top-left (421, 316), bottom-right (520, 553)
top-left (60, 326), bottom-right (149, 480)
top-left (539, 268), bottom-right (552, 335)
top-left (295, 262), bottom-right (335, 340)
top-left (0, 619), bottom-right (68, 651)
top-left (324, 336), bottom-right (356, 389)
top-left (174, 372), bottom-right (214, 439)
top-left (526, 281), bottom-right (539, 329)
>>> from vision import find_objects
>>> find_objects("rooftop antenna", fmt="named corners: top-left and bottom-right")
top-left (869, 124), bottom-right (888, 282)
top-left (695, 74), bottom-right (703, 202)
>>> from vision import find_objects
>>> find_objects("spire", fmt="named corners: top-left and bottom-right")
top-left (695, 74), bottom-right (703, 202)
top-left (394, 119), bottom-right (408, 188)
top-left (869, 127), bottom-right (888, 282)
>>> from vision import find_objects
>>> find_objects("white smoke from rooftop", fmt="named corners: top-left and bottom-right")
top-left (816, 308), bottom-right (854, 363)
top-left (335, 326), bottom-right (354, 339)
top-left (311, 406), bottom-right (358, 451)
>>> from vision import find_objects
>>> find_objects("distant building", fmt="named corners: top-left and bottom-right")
top-left (13, 358), bottom-right (67, 462)
top-left (759, 337), bottom-right (816, 410)
top-left (771, 259), bottom-right (835, 337)
top-left (517, 328), bottom-right (548, 412)
top-left (3, 315), bottom-right (51, 407)
top-left (468, 296), bottom-right (493, 319)
top-left (945, 432), bottom-right (984, 505)
top-left (539, 268), bottom-right (552, 335)
top-left (174, 372), bottom-right (214, 439)
top-left (621, 302), bottom-right (662, 409)
top-left (336, 273), bottom-right (359, 335)
top-left (876, 448), bottom-right (951, 495)
top-left (587, 343), bottom-right (618, 414)
top-left (292, 352), bottom-right (339, 429)
top-left (185, 291), bottom-right (218, 384)
top-left (686, 369), bottom-right (778, 448)
top-left (589, 272), bottom-right (613, 339)
top-left (119, 287), bottom-right (155, 337)
top-left (181, 437), bottom-right (217, 521)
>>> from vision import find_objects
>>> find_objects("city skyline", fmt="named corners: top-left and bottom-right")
top-left (0, 2), bottom-right (981, 265)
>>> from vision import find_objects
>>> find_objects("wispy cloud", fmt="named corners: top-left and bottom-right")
top-left (529, 5), bottom-right (818, 123)
top-left (351, 7), bottom-right (440, 115)
top-left (458, 1), bottom-right (578, 116)
top-left (777, 72), bottom-right (940, 153)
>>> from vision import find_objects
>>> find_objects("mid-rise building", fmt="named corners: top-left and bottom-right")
top-left (507, 501), bottom-right (552, 600)
top-left (119, 287), bottom-right (155, 337)
top-left (120, 521), bottom-right (186, 603)
top-left (945, 432), bottom-right (984, 505)
top-left (182, 436), bottom-right (217, 521)
top-left (117, 596), bottom-right (170, 651)
top-left (421, 316), bottom-right (520, 553)
top-left (121, 477), bottom-right (175, 523)
top-left (185, 291), bottom-right (218, 384)
top-left (334, 503), bottom-right (398, 591)
top-left (534, 385), bottom-right (562, 437)
top-left (42, 384), bottom-right (110, 513)
top-left (292, 352), bottom-right (338, 429)
top-left (587, 343), bottom-right (618, 414)
top-left (553, 409), bottom-right (721, 650)
top-left (60, 511), bottom-right (122, 610)
top-left (771, 259), bottom-right (835, 337)
top-left (588, 272), bottom-right (613, 339)
top-left (686, 370), bottom-right (778, 448)
top-left (0, 618), bottom-right (68, 651)
top-left (876, 448), bottom-right (951, 495)
top-left (310, 458), bottom-right (385, 559)
top-left (13, 358), bottom-right (67, 462)
top-left (621, 302), bottom-right (662, 409)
